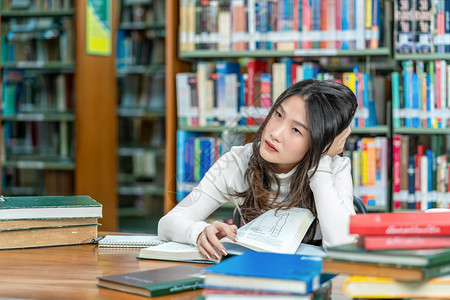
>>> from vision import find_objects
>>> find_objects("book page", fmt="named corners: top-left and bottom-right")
top-left (145, 241), bottom-right (199, 252)
top-left (224, 207), bottom-right (315, 254)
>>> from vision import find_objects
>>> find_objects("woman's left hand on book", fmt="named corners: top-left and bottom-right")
top-left (197, 221), bottom-right (238, 260)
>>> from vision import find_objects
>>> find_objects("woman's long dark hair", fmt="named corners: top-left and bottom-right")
top-left (233, 79), bottom-right (357, 243)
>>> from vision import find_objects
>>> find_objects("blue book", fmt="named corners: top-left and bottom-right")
top-left (284, 59), bottom-right (295, 88)
top-left (412, 72), bottom-right (420, 128)
top-left (426, 73), bottom-right (432, 128)
top-left (204, 251), bottom-right (322, 295)
top-left (200, 138), bottom-right (212, 181)
top-left (446, 1), bottom-right (450, 52)
top-left (216, 61), bottom-right (240, 75)
top-left (365, 74), bottom-right (379, 127)
top-left (341, 0), bottom-right (350, 50)
top-left (176, 130), bottom-right (200, 201)
top-left (311, 0), bottom-right (321, 49)
top-left (238, 73), bottom-right (247, 125)
top-left (403, 61), bottom-right (412, 127)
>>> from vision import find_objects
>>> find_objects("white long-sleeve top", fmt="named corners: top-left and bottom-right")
top-left (158, 143), bottom-right (357, 248)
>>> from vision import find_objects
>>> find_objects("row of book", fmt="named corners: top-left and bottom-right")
top-left (118, 150), bottom-right (158, 181)
top-left (0, 195), bottom-right (101, 249)
top-left (179, 0), bottom-right (383, 52)
top-left (393, 134), bottom-right (450, 211)
top-left (118, 73), bottom-right (165, 111)
top-left (325, 211), bottom-right (450, 298)
top-left (1, 121), bottom-right (73, 161)
top-left (345, 136), bottom-right (389, 208)
top-left (176, 60), bottom-right (385, 128)
top-left (2, 70), bottom-right (74, 116)
top-left (1, 17), bottom-right (74, 64)
top-left (2, 168), bottom-right (75, 196)
top-left (1, 0), bottom-right (73, 10)
top-left (116, 30), bottom-right (165, 68)
top-left (176, 131), bottom-right (224, 201)
top-left (119, 0), bottom-right (165, 25)
top-left (395, 0), bottom-right (450, 54)
top-left (393, 60), bottom-right (450, 129)
top-left (118, 118), bottom-right (165, 150)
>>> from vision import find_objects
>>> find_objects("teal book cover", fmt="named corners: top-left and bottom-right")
top-left (98, 265), bottom-right (205, 297)
top-left (326, 243), bottom-right (450, 267)
top-left (0, 195), bottom-right (102, 220)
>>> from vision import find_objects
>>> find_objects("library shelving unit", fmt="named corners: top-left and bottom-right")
top-left (0, 2), bottom-right (76, 196)
top-left (0, 0), bottom-right (119, 231)
top-left (164, 0), bottom-right (395, 214)
top-left (391, 52), bottom-right (450, 212)
top-left (115, 0), bottom-right (166, 223)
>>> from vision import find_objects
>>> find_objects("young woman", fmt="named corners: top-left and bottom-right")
top-left (158, 79), bottom-right (358, 260)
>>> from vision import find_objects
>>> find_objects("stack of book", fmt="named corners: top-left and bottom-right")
top-left (0, 195), bottom-right (102, 249)
top-left (323, 210), bottom-right (450, 298)
top-left (201, 251), bottom-right (332, 299)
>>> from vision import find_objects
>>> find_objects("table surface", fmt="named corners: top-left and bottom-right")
top-left (0, 242), bottom-right (207, 300)
top-left (0, 233), bottom-right (350, 300)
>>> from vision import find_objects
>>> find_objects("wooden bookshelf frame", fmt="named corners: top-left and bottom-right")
top-left (75, 0), bottom-right (118, 230)
top-left (164, 0), bottom-right (190, 213)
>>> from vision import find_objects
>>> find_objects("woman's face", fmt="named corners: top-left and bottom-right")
top-left (260, 95), bottom-right (311, 173)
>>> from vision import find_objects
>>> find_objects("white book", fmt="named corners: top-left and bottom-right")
top-left (138, 207), bottom-right (318, 263)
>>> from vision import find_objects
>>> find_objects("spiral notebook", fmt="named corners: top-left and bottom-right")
top-left (98, 235), bottom-right (164, 248)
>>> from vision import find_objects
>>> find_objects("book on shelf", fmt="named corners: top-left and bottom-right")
top-left (139, 207), bottom-right (322, 263)
top-left (98, 235), bottom-right (164, 248)
top-left (349, 211), bottom-right (450, 236)
top-left (343, 275), bottom-right (450, 299)
top-left (203, 251), bottom-right (322, 295)
top-left (322, 257), bottom-right (450, 282)
top-left (0, 224), bottom-right (98, 250)
top-left (325, 243), bottom-right (450, 267)
top-left (179, 0), bottom-right (383, 52)
top-left (0, 195), bottom-right (102, 220)
top-left (97, 265), bottom-right (205, 297)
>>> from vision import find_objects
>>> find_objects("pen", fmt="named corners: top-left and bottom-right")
top-left (92, 236), bottom-right (105, 243)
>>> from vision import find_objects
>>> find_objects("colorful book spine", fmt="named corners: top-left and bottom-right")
top-left (358, 235), bottom-right (450, 250)
top-left (393, 135), bottom-right (402, 210)
top-left (350, 211), bottom-right (450, 236)
top-left (408, 155), bottom-right (416, 209)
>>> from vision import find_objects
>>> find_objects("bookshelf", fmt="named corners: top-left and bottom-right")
top-left (0, 1), bottom-right (76, 198)
top-left (164, 0), bottom-right (395, 214)
top-left (0, 0), bottom-right (120, 231)
top-left (115, 0), bottom-right (166, 222)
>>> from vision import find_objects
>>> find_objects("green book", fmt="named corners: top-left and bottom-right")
top-left (326, 243), bottom-right (450, 267)
top-left (0, 195), bottom-right (102, 220)
top-left (97, 265), bottom-right (204, 297)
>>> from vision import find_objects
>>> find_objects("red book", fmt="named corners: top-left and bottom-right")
top-left (246, 60), bottom-right (267, 125)
top-left (358, 235), bottom-right (450, 251)
top-left (415, 145), bottom-right (425, 209)
top-left (350, 211), bottom-right (450, 236)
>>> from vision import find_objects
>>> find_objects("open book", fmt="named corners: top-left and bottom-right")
top-left (138, 207), bottom-right (323, 263)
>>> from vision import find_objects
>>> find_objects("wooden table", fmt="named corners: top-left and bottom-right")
top-left (0, 243), bottom-right (205, 300)
top-left (0, 239), bottom-right (350, 300)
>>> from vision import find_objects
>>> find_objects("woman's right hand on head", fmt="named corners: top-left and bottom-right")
top-left (196, 221), bottom-right (238, 260)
